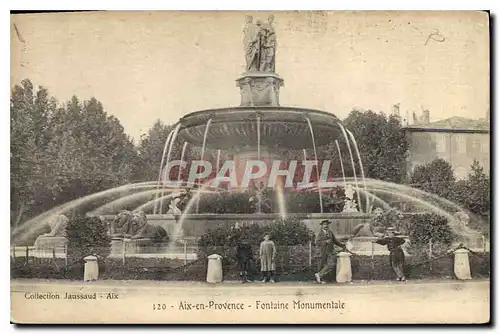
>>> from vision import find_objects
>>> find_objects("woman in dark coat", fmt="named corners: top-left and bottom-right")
top-left (372, 227), bottom-right (406, 281)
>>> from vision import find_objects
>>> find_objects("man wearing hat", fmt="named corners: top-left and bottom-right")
top-left (314, 219), bottom-right (347, 284)
top-left (372, 227), bottom-right (406, 281)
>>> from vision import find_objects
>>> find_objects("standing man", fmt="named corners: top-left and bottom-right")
top-left (236, 237), bottom-right (254, 283)
top-left (372, 227), bottom-right (406, 281)
top-left (314, 220), bottom-right (347, 284)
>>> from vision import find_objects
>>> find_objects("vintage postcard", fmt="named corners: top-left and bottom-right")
top-left (10, 10), bottom-right (490, 324)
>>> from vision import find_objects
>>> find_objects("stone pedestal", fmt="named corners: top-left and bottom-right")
top-left (454, 249), bottom-right (472, 280)
top-left (83, 255), bottom-right (99, 281)
top-left (236, 72), bottom-right (284, 107)
top-left (110, 238), bottom-right (125, 255)
top-left (206, 254), bottom-right (223, 283)
top-left (336, 252), bottom-right (352, 283)
top-left (34, 235), bottom-right (68, 253)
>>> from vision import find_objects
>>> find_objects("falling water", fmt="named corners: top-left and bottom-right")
top-left (275, 176), bottom-right (287, 219)
top-left (133, 193), bottom-right (177, 213)
top-left (338, 123), bottom-right (362, 212)
top-left (11, 181), bottom-right (157, 243)
top-left (366, 188), bottom-right (455, 222)
top-left (153, 128), bottom-right (175, 214)
top-left (256, 115), bottom-right (262, 213)
top-left (134, 184), bottom-right (226, 214)
top-left (346, 128), bottom-right (370, 213)
top-left (159, 123), bottom-right (182, 214)
top-left (196, 118), bottom-right (213, 213)
top-left (256, 115), bottom-right (261, 160)
top-left (303, 149), bottom-right (307, 162)
top-left (366, 178), bottom-right (471, 217)
top-left (178, 142), bottom-right (189, 181)
top-left (305, 117), bottom-right (324, 213)
top-left (167, 182), bottom-right (217, 251)
top-left (335, 140), bottom-right (347, 189)
top-left (216, 149), bottom-right (221, 173)
top-left (355, 188), bottom-right (392, 210)
top-left (89, 189), bottom-right (162, 215)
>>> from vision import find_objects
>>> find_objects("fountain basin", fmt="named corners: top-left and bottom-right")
top-left (176, 106), bottom-right (343, 150)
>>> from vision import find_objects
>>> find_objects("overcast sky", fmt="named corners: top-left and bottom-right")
top-left (11, 11), bottom-right (489, 141)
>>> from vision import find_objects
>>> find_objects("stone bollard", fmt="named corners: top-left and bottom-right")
top-left (83, 255), bottom-right (99, 281)
top-left (206, 254), bottom-right (223, 284)
top-left (336, 252), bottom-right (352, 283)
top-left (454, 249), bottom-right (472, 280)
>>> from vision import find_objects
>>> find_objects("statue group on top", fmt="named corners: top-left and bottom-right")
top-left (243, 14), bottom-right (276, 73)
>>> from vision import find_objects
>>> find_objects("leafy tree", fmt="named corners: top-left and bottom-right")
top-left (11, 79), bottom-right (139, 226)
top-left (342, 109), bottom-right (409, 183)
top-left (10, 79), bottom-right (58, 226)
top-left (409, 158), bottom-right (456, 199)
top-left (135, 120), bottom-right (196, 182)
top-left (407, 213), bottom-right (454, 258)
top-left (452, 160), bottom-right (490, 218)
top-left (42, 96), bottom-right (139, 208)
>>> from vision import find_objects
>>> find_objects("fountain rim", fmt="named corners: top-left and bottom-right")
top-left (179, 106), bottom-right (342, 126)
top-left (97, 212), bottom-right (373, 221)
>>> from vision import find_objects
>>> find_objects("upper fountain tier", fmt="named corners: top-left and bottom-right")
top-left (177, 106), bottom-right (343, 150)
top-left (176, 14), bottom-right (343, 151)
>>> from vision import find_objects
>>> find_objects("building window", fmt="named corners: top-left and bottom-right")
top-left (435, 134), bottom-right (446, 153)
top-left (481, 141), bottom-right (489, 154)
top-left (456, 135), bottom-right (467, 154)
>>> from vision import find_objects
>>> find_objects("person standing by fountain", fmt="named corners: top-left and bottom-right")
top-left (372, 227), bottom-right (406, 281)
top-left (259, 234), bottom-right (276, 283)
top-left (236, 237), bottom-right (254, 283)
top-left (314, 220), bottom-right (347, 284)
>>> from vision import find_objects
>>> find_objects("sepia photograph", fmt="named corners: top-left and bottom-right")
top-left (10, 10), bottom-right (490, 324)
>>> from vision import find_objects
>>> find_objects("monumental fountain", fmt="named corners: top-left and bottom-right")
top-left (11, 14), bottom-right (488, 259)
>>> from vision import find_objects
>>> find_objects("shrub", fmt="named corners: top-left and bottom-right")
top-left (196, 218), bottom-right (314, 274)
top-left (196, 192), bottom-right (253, 214)
top-left (407, 213), bottom-right (454, 260)
top-left (371, 207), bottom-right (405, 235)
top-left (288, 192), bottom-right (323, 213)
top-left (194, 190), bottom-right (334, 214)
top-left (66, 216), bottom-right (111, 265)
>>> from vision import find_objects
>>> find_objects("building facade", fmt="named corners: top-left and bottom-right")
top-left (404, 117), bottom-right (490, 180)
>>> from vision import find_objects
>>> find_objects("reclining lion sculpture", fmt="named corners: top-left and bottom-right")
top-left (42, 214), bottom-right (69, 237)
top-left (110, 210), bottom-right (168, 241)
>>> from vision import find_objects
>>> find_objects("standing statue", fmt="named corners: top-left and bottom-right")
top-left (259, 15), bottom-right (276, 72)
top-left (243, 15), bottom-right (260, 72)
top-left (342, 185), bottom-right (359, 213)
top-left (168, 188), bottom-right (192, 218)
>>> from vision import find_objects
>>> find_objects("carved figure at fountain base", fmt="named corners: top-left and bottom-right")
top-left (34, 214), bottom-right (69, 253)
top-left (342, 199), bottom-right (359, 213)
top-left (450, 211), bottom-right (485, 250)
top-left (110, 210), bottom-right (169, 253)
top-left (236, 72), bottom-right (284, 107)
